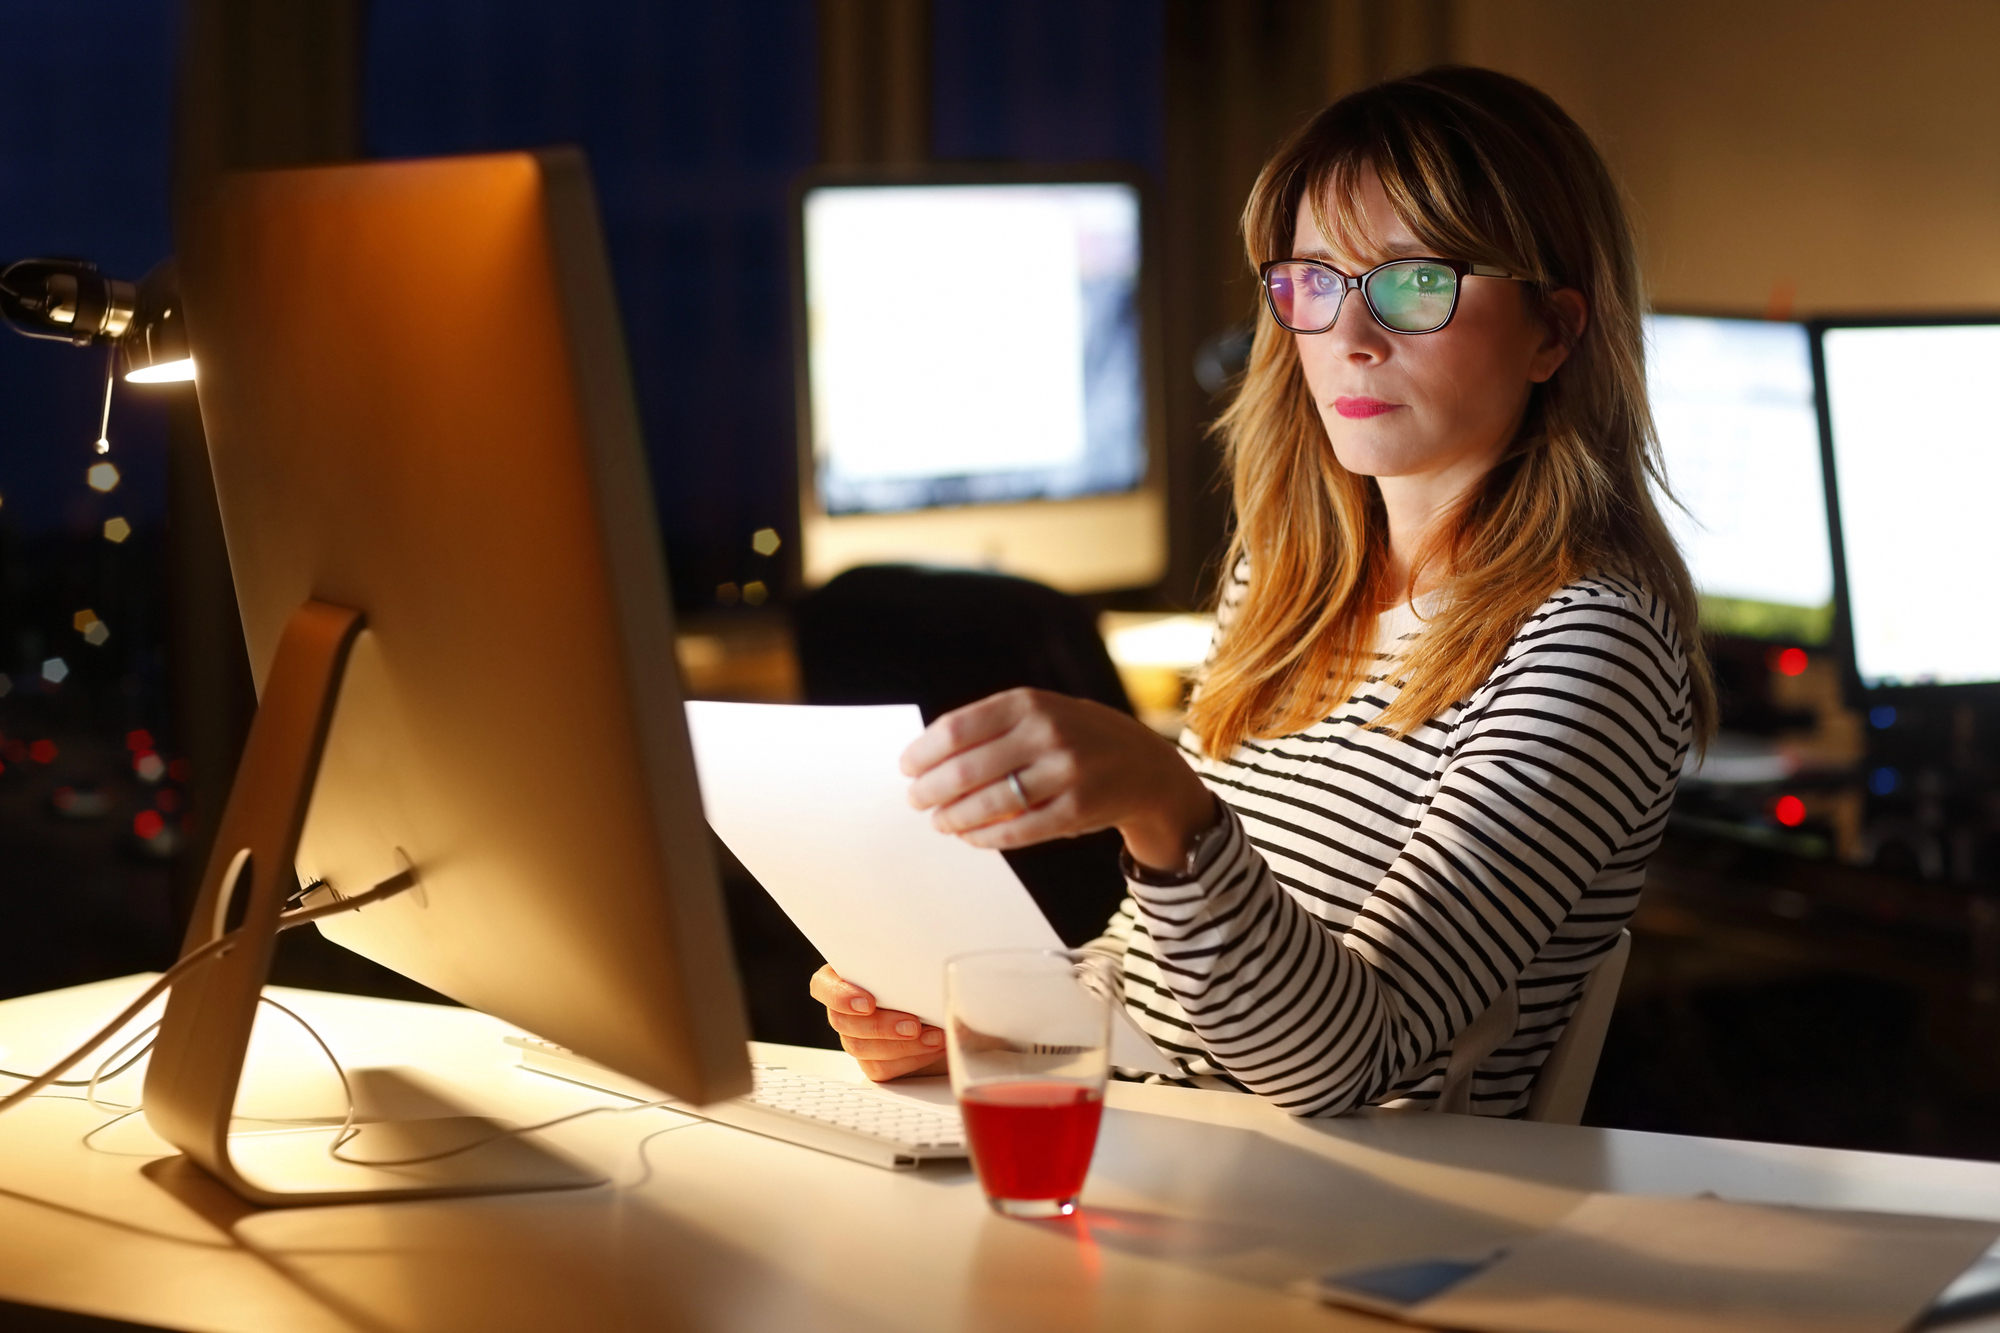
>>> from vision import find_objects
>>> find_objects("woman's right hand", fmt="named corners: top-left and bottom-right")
top-left (809, 965), bottom-right (948, 1082)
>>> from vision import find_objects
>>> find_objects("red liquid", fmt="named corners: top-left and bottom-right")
top-left (959, 1082), bottom-right (1104, 1201)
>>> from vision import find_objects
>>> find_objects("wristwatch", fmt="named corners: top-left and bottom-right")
top-left (1120, 794), bottom-right (1231, 887)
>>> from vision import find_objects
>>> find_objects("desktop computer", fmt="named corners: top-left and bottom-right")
top-left (1645, 312), bottom-right (1835, 646)
top-left (792, 169), bottom-right (1167, 593)
top-left (1818, 319), bottom-right (2000, 693)
top-left (142, 150), bottom-right (754, 1204)
top-left (1644, 313), bottom-right (1840, 844)
top-left (1816, 317), bottom-right (2000, 881)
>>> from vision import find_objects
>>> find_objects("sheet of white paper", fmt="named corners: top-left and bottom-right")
top-left (684, 701), bottom-right (1173, 1075)
top-left (1412, 1193), bottom-right (2000, 1333)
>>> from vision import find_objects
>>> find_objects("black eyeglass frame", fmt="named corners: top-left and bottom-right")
top-left (1257, 256), bottom-right (1530, 336)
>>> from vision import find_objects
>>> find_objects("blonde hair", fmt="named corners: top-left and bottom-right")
top-left (1188, 66), bottom-right (1716, 758)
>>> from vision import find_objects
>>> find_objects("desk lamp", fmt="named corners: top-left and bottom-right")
top-left (1, 257), bottom-right (196, 452)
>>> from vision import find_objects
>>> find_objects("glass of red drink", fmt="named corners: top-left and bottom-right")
top-left (946, 949), bottom-right (1113, 1219)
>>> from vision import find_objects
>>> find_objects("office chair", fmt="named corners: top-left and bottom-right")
top-left (1440, 929), bottom-right (1630, 1122)
top-left (792, 564), bottom-right (1136, 949)
top-left (1525, 929), bottom-right (1633, 1124)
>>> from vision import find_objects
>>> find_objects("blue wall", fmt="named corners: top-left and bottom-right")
top-left (367, 0), bottom-right (1165, 610)
top-left (0, 0), bottom-right (1169, 604)
top-left (366, 1), bottom-right (821, 609)
top-left (0, 2), bottom-right (177, 537)
top-left (932, 0), bottom-right (1164, 178)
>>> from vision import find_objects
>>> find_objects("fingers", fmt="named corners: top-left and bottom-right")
top-left (952, 803), bottom-right (1103, 851)
top-left (837, 1028), bottom-right (944, 1060)
top-left (811, 967), bottom-right (946, 1066)
top-left (852, 1049), bottom-right (950, 1083)
top-left (808, 964), bottom-right (874, 1016)
top-left (929, 757), bottom-right (1057, 833)
top-left (826, 1006), bottom-right (944, 1044)
top-left (900, 689), bottom-right (1035, 779)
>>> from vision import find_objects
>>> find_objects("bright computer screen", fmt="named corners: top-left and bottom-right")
top-left (801, 181), bottom-right (1146, 515)
top-left (1646, 313), bottom-right (1834, 643)
top-left (1821, 322), bottom-right (2000, 688)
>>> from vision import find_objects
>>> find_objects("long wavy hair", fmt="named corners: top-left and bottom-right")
top-left (1186, 66), bottom-right (1716, 757)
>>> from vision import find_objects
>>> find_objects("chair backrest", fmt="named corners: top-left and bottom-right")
top-left (1524, 929), bottom-right (1632, 1125)
top-left (794, 564), bottom-right (1133, 720)
top-left (793, 564), bottom-right (1134, 949)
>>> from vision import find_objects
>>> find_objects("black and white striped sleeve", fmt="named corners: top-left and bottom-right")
top-left (1126, 588), bottom-right (1690, 1116)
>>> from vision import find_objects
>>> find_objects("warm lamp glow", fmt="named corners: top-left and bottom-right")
top-left (125, 357), bottom-right (195, 384)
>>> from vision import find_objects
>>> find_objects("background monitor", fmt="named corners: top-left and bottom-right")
top-left (1819, 318), bottom-right (2000, 690)
top-left (793, 169), bottom-right (1166, 593)
top-left (1645, 312), bottom-right (1836, 644)
top-left (183, 152), bottom-right (752, 1107)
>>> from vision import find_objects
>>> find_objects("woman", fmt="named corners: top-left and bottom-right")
top-left (811, 66), bottom-right (1714, 1118)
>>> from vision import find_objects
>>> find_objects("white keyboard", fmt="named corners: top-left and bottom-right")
top-left (506, 1036), bottom-right (968, 1171)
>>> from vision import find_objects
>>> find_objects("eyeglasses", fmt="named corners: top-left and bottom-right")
top-left (1258, 257), bottom-right (1529, 335)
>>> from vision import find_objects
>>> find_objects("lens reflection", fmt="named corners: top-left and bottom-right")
top-left (1365, 261), bottom-right (1458, 332)
top-left (1264, 262), bottom-right (1346, 334)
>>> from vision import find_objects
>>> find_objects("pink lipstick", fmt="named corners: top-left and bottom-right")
top-left (1334, 396), bottom-right (1401, 419)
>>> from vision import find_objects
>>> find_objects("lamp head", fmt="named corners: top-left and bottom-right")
top-left (121, 262), bottom-right (194, 383)
top-left (0, 256), bottom-right (193, 382)
top-left (0, 258), bottom-right (137, 345)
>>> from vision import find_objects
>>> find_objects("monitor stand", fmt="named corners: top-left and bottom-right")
top-left (140, 599), bottom-right (604, 1206)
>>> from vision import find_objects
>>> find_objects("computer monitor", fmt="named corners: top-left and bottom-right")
top-left (1644, 313), bottom-right (1835, 644)
top-left (792, 168), bottom-right (1166, 593)
top-left (1818, 318), bottom-right (2000, 691)
top-left (147, 150), bottom-right (751, 1205)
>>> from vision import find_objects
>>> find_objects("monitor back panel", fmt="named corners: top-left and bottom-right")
top-left (181, 151), bottom-right (751, 1104)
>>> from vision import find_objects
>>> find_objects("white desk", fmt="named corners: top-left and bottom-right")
top-left (0, 976), bottom-right (1996, 1332)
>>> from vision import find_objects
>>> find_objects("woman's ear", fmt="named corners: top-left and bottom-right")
top-left (1528, 288), bottom-right (1589, 384)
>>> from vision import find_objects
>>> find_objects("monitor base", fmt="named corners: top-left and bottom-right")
top-left (138, 600), bottom-right (605, 1207)
top-left (209, 1116), bottom-right (603, 1206)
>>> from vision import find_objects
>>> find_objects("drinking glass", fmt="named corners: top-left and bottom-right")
top-left (945, 948), bottom-right (1113, 1219)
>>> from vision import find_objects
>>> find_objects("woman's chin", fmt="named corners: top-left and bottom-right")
top-left (1324, 436), bottom-right (1432, 479)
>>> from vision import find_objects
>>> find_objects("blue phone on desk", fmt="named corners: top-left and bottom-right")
top-left (1312, 1250), bottom-right (1505, 1318)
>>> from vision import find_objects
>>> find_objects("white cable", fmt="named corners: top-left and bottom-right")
top-left (252, 995), bottom-right (675, 1170)
top-left (0, 1036), bottom-right (155, 1090)
top-left (0, 934), bottom-right (237, 1118)
top-left (85, 1023), bottom-right (158, 1116)
top-left (79, 1109), bottom-right (145, 1155)
top-left (0, 864), bottom-right (420, 1124)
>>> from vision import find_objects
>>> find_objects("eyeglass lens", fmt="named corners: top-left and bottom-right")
top-left (1264, 260), bottom-right (1460, 334)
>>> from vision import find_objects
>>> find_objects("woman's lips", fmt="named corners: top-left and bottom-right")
top-left (1334, 396), bottom-right (1402, 420)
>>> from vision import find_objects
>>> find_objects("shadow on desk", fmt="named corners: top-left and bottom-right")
top-left (0, 1299), bottom-right (180, 1331)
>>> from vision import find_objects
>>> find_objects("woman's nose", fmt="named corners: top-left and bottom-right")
top-left (1324, 288), bottom-right (1389, 361)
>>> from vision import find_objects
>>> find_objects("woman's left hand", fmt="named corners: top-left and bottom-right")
top-left (900, 687), bottom-right (1217, 872)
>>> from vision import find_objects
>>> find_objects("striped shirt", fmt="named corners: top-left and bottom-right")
top-left (1096, 562), bottom-right (1693, 1118)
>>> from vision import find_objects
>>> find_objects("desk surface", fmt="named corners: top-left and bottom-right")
top-left (0, 976), bottom-right (1996, 1332)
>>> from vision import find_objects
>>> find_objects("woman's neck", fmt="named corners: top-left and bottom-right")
top-left (1377, 475), bottom-right (1462, 599)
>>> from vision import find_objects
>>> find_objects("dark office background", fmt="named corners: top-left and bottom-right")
top-left (5, 0), bottom-right (2000, 1163)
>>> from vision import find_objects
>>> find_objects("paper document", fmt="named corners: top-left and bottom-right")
top-left (684, 701), bottom-right (1173, 1075)
top-left (1320, 1192), bottom-right (2000, 1333)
